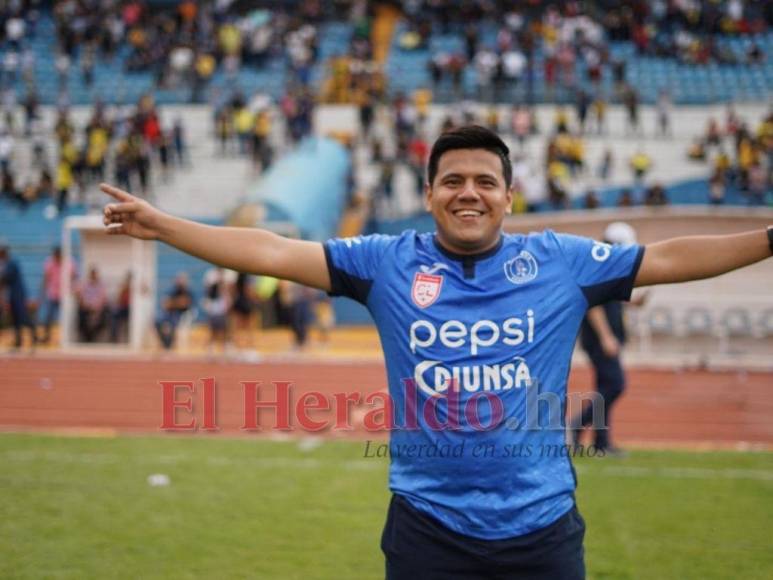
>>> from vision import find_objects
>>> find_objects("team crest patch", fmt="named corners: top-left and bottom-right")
top-left (504, 251), bottom-right (539, 284)
top-left (412, 272), bottom-right (443, 308)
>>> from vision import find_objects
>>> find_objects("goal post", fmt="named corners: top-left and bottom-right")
top-left (61, 215), bottom-right (157, 351)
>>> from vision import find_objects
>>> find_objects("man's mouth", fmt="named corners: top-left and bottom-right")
top-left (452, 209), bottom-right (485, 219)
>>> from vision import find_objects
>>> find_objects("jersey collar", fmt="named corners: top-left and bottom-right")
top-left (432, 234), bottom-right (504, 279)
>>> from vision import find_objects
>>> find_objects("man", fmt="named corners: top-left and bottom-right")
top-left (40, 245), bottom-right (77, 344)
top-left (77, 266), bottom-right (108, 343)
top-left (570, 222), bottom-right (646, 456)
top-left (101, 125), bottom-right (773, 579)
top-left (0, 241), bottom-right (38, 349)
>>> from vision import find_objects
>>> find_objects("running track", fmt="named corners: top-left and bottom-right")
top-left (2, 356), bottom-right (772, 447)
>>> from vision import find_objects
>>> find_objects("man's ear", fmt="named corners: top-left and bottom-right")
top-left (424, 182), bottom-right (433, 212)
top-left (505, 186), bottom-right (514, 214)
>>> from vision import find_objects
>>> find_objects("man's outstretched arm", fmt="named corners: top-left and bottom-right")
top-left (101, 183), bottom-right (331, 291)
top-left (635, 228), bottom-right (772, 287)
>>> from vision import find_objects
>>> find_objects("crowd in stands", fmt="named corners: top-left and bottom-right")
top-left (323, 6), bottom-right (384, 105)
top-left (688, 105), bottom-right (773, 204)
top-left (0, 0), bottom-right (374, 107)
top-left (365, 89), bottom-right (680, 218)
top-left (47, 1), bottom-right (331, 99)
top-left (400, 0), bottom-right (770, 102)
top-left (0, 94), bottom-right (189, 212)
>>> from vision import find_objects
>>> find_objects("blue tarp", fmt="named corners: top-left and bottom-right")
top-left (249, 137), bottom-right (351, 242)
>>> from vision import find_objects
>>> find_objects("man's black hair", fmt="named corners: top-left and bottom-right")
top-left (427, 125), bottom-right (512, 189)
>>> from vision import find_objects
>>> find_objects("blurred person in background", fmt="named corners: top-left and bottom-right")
top-left (77, 266), bottom-right (109, 343)
top-left (0, 241), bottom-right (38, 349)
top-left (570, 223), bottom-right (648, 457)
top-left (156, 272), bottom-right (193, 350)
top-left (279, 279), bottom-right (313, 350)
top-left (110, 272), bottom-right (132, 343)
top-left (656, 89), bottom-right (672, 138)
top-left (230, 272), bottom-right (256, 349)
top-left (39, 246), bottom-right (77, 345)
top-left (202, 268), bottom-right (230, 353)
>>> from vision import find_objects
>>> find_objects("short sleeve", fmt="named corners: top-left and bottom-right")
top-left (552, 232), bottom-right (645, 307)
top-left (323, 234), bottom-right (394, 305)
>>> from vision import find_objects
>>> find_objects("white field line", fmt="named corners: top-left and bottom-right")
top-left (575, 464), bottom-right (773, 482)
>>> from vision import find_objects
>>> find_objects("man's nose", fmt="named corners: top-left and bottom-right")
top-left (458, 181), bottom-right (480, 200)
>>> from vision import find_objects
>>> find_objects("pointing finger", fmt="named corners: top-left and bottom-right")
top-left (100, 183), bottom-right (134, 202)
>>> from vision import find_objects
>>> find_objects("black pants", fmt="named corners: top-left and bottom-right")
top-left (577, 349), bottom-right (625, 450)
top-left (382, 495), bottom-right (585, 580)
top-left (10, 304), bottom-right (37, 348)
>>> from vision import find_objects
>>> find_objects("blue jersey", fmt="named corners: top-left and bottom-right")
top-left (324, 230), bottom-right (644, 540)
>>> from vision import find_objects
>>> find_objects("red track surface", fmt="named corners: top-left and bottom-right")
top-left (2, 356), bottom-right (772, 447)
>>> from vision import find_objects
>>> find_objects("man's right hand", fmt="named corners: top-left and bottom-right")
top-left (600, 334), bottom-right (621, 357)
top-left (100, 182), bottom-right (332, 291)
top-left (101, 183), bottom-right (167, 241)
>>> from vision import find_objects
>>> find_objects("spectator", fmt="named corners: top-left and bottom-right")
top-left (77, 266), bottom-right (109, 343)
top-left (656, 89), bottom-right (672, 138)
top-left (706, 119), bottom-right (722, 147)
top-left (510, 105), bottom-right (532, 148)
top-left (597, 148), bottom-right (613, 181)
top-left (747, 162), bottom-right (766, 205)
top-left (252, 108), bottom-right (273, 171)
top-left (575, 89), bottom-right (590, 135)
top-left (644, 183), bottom-right (669, 206)
top-left (0, 130), bottom-right (13, 175)
top-left (172, 116), bottom-right (189, 166)
top-left (56, 139), bottom-right (77, 213)
top-left (0, 241), bottom-right (38, 349)
top-left (622, 84), bottom-right (640, 136)
top-left (202, 269), bottom-right (230, 352)
top-left (40, 246), bottom-right (77, 345)
top-left (583, 190), bottom-right (600, 209)
top-left (110, 272), bottom-right (132, 343)
top-left (629, 149), bottom-right (652, 187)
top-left (570, 223), bottom-right (647, 456)
top-left (708, 170), bottom-right (726, 205)
top-left (617, 189), bottom-right (634, 207)
top-left (230, 272), bottom-right (256, 348)
top-left (279, 280), bottom-right (313, 349)
top-left (156, 273), bottom-right (193, 350)
top-left (592, 93), bottom-right (606, 135)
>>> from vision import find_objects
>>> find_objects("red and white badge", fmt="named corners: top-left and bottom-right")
top-left (411, 272), bottom-right (443, 308)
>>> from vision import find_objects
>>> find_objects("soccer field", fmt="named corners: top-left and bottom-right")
top-left (1, 434), bottom-right (772, 580)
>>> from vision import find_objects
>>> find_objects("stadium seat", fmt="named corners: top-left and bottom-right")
top-left (717, 307), bottom-right (754, 354)
top-left (680, 307), bottom-right (714, 337)
top-left (647, 307), bottom-right (676, 336)
top-left (755, 308), bottom-right (773, 338)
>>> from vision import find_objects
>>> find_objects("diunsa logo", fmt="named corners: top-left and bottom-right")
top-left (504, 251), bottom-right (539, 284)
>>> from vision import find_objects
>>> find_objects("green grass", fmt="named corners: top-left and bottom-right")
top-left (1, 434), bottom-right (772, 580)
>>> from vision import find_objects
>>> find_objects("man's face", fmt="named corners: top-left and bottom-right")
top-left (426, 148), bottom-right (512, 254)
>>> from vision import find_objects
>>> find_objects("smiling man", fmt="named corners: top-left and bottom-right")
top-left (102, 125), bottom-right (772, 579)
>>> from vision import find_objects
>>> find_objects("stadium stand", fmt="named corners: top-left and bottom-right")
top-left (0, 1), bottom-right (770, 356)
